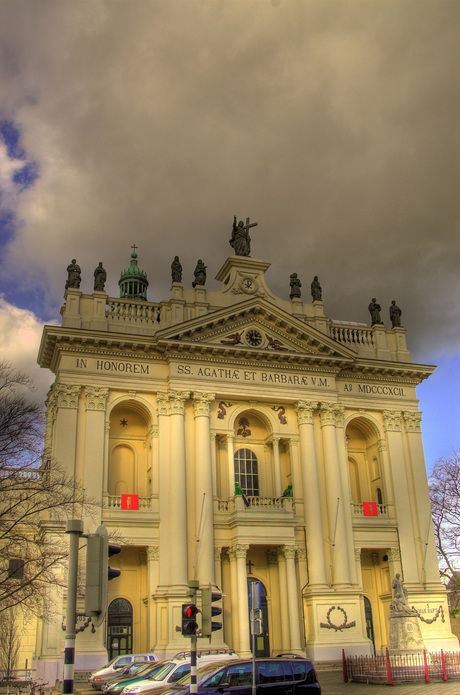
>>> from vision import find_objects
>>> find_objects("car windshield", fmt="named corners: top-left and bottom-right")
top-left (176, 662), bottom-right (230, 687)
top-left (148, 662), bottom-right (176, 681)
top-left (130, 663), bottom-right (163, 677)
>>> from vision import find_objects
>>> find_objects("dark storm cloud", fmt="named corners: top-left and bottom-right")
top-left (0, 0), bottom-right (458, 363)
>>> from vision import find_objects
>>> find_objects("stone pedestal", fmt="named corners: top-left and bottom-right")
top-left (389, 615), bottom-right (425, 653)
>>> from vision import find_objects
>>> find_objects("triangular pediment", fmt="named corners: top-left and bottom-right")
top-left (155, 297), bottom-right (357, 367)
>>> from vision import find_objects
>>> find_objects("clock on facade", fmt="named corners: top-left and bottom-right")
top-left (245, 329), bottom-right (263, 347)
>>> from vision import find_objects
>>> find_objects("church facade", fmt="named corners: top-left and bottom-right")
top-left (35, 238), bottom-right (457, 676)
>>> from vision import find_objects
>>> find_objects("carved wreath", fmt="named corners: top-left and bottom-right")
top-left (320, 605), bottom-right (356, 631)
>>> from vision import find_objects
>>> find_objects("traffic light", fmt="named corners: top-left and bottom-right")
top-left (85, 525), bottom-right (121, 626)
top-left (181, 604), bottom-right (199, 636)
top-left (201, 584), bottom-right (222, 637)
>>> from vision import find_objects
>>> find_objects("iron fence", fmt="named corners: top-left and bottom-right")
top-left (343, 649), bottom-right (460, 685)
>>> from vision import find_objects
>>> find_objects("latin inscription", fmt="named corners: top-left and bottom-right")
top-left (75, 358), bottom-right (149, 374)
top-left (72, 359), bottom-right (406, 396)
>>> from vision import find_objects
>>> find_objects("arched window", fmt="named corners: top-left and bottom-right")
top-left (107, 598), bottom-right (133, 659)
top-left (234, 448), bottom-right (259, 496)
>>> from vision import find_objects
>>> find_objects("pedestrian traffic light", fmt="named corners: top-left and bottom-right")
top-left (201, 584), bottom-right (222, 637)
top-left (181, 604), bottom-right (199, 636)
top-left (85, 525), bottom-right (121, 627)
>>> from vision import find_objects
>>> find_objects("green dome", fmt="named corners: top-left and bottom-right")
top-left (119, 246), bottom-right (149, 301)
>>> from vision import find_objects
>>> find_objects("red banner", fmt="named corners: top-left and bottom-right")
top-left (363, 502), bottom-right (378, 516)
top-left (121, 494), bottom-right (139, 510)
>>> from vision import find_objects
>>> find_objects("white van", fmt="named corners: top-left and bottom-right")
top-left (90, 654), bottom-right (158, 689)
top-left (122, 652), bottom-right (238, 695)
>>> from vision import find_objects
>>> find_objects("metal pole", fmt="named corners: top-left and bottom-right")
top-left (63, 519), bottom-right (83, 695)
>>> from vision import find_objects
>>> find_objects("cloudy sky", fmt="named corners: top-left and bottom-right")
top-left (0, 0), bottom-right (459, 470)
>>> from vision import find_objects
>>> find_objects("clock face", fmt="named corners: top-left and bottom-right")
top-left (246, 329), bottom-right (263, 347)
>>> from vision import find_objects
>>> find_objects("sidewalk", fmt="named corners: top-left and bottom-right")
top-left (318, 669), bottom-right (460, 693)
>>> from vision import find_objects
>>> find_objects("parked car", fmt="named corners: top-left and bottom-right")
top-left (122, 652), bottom-right (239, 695)
top-left (149, 657), bottom-right (321, 695)
top-left (90, 655), bottom-right (158, 690)
top-left (103, 662), bottom-right (167, 694)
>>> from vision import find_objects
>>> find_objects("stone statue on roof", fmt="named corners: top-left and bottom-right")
top-left (66, 259), bottom-right (81, 290)
top-left (389, 300), bottom-right (402, 328)
top-left (93, 262), bottom-right (107, 292)
top-left (289, 273), bottom-right (302, 299)
top-left (368, 298), bottom-right (384, 325)
top-left (192, 259), bottom-right (207, 287)
top-left (311, 276), bottom-right (322, 301)
top-left (171, 256), bottom-right (182, 283)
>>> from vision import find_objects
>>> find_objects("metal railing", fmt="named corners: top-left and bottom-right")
top-left (343, 649), bottom-right (460, 684)
top-left (217, 496), bottom-right (292, 512)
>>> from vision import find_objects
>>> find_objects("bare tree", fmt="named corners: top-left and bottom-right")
top-left (0, 610), bottom-right (20, 679)
top-left (429, 451), bottom-right (460, 607)
top-left (0, 361), bottom-right (89, 617)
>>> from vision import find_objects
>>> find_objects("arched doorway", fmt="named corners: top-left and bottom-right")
top-left (363, 596), bottom-right (375, 655)
top-left (107, 598), bottom-right (133, 659)
top-left (247, 578), bottom-right (270, 657)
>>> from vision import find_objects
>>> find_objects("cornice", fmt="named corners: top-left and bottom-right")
top-left (338, 359), bottom-right (435, 385)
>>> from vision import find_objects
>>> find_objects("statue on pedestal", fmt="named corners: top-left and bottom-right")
top-left (93, 262), bottom-right (107, 292)
top-left (311, 276), bottom-right (322, 301)
top-left (289, 273), bottom-right (302, 299)
top-left (389, 300), bottom-right (402, 328)
top-left (368, 298), bottom-right (384, 325)
top-left (192, 259), bottom-right (207, 288)
top-left (66, 259), bottom-right (81, 290)
top-left (389, 574), bottom-right (424, 653)
top-left (171, 256), bottom-right (182, 283)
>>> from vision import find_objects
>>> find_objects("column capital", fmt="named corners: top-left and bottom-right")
top-left (168, 390), bottom-right (190, 415)
top-left (50, 384), bottom-right (81, 409)
top-left (85, 386), bottom-right (109, 411)
top-left (319, 402), bottom-right (341, 427)
top-left (157, 392), bottom-right (169, 416)
top-left (403, 411), bottom-right (422, 434)
top-left (296, 547), bottom-right (307, 562)
top-left (295, 400), bottom-right (317, 425)
top-left (281, 545), bottom-right (297, 561)
top-left (193, 392), bottom-right (215, 417)
top-left (229, 543), bottom-right (249, 560)
top-left (383, 410), bottom-right (402, 432)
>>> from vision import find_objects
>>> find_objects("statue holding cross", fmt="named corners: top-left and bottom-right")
top-left (230, 215), bottom-right (258, 257)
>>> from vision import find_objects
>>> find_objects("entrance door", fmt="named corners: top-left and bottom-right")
top-left (107, 598), bottom-right (133, 659)
top-left (247, 578), bottom-right (270, 657)
top-left (363, 596), bottom-right (375, 655)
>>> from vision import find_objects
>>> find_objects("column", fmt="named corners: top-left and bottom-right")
top-left (51, 385), bottom-right (81, 481)
top-left (335, 405), bottom-right (358, 585)
top-left (84, 386), bottom-right (109, 506)
top-left (214, 547), bottom-right (223, 590)
top-left (227, 435), bottom-right (235, 497)
top-left (148, 546), bottom-right (160, 649)
top-left (157, 392), bottom-right (170, 586)
top-left (232, 543), bottom-right (251, 656)
top-left (168, 390), bottom-right (189, 587)
top-left (288, 438), bottom-right (303, 514)
top-left (228, 548), bottom-right (240, 649)
top-left (277, 548), bottom-right (290, 650)
top-left (282, 546), bottom-right (302, 652)
top-left (295, 401), bottom-right (327, 587)
top-left (271, 436), bottom-right (282, 497)
top-left (319, 403), bottom-right (351, 587)
top-left (383, 410), bottom-right (418, 583)
top-left (193, 392), bottom-right (216, 585)
top-left (403, 411), bottom-right (440, 585)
